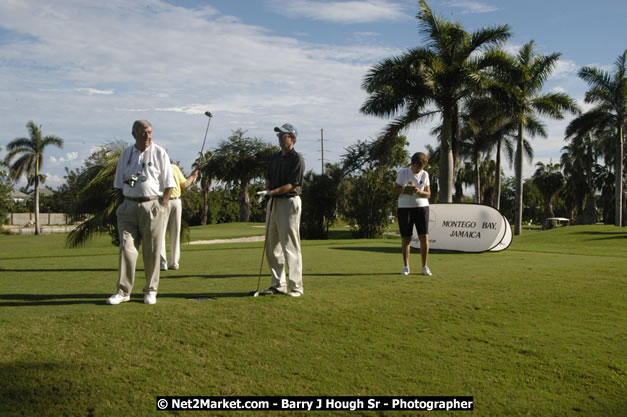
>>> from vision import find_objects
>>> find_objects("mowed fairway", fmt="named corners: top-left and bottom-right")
top-left (0, 224), bottom-right (625, 416)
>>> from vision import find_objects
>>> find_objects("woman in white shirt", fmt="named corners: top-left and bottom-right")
top-left (392, 152), bottom-right (432, 276)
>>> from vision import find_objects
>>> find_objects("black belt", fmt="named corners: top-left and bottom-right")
top-left (273, 194), bottom-right (298, 199)
top-left (170, 196), bottom-right (180, 200)
top-left (125, 196), bottom-right (159, 202)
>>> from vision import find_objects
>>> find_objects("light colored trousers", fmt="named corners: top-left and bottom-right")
top-left (160, 198), bottom-right (182, 268)
top-left (265, 196), bottom-right (303, 294)
top-left (115, 199), bottom-right (167, 296)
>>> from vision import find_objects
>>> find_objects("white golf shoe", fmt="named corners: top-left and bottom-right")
top-left (144, 293), bottom-right (157, 304)
top-left (287, 290), bottom-right (302, 297)
top-left (401, 266), bottom-right (410, 275)
top-left (422, 266), bottom-right (432, 276)
top-left (106, 293), bottom-right (130, 305)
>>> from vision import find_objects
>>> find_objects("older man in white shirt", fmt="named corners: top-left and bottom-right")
top-left (107, 120), bottom-right (176, 305)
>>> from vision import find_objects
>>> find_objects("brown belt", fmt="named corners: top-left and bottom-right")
top-left (125, 196), bottom-right (159, 202)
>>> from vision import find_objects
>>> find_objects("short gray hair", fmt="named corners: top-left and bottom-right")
top-left (132, 120), bottom-right (152, 135)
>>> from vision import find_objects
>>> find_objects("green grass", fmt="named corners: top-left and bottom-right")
top-left (0, 225), bottom-right (625, 416)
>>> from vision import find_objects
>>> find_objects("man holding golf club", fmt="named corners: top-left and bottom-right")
top-left (160, 162), bottom-right (199, 271)
top-left (256, 123), bottom-right (305, 297)
top-left (107, 120), bottom-right (176, 305)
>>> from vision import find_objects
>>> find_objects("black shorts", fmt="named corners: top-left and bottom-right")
top-left (397, 207), bottom-right (429, 237)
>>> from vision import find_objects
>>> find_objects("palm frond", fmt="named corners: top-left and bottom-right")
top-left (468, 25), bottom-right (511, 54)
top-left (532, 92), bottom-right (581, 119)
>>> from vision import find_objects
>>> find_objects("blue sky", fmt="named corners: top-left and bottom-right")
top-left (1, 0), bottom-right (625, 189)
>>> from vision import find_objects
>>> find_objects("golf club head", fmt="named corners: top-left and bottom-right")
top-left (204, 111), bottom-right (212, 117)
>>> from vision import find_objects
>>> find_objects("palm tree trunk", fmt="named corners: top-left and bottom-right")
top-left (34, 180), bottom-right (40, 235)
top-left (475, 152), bottom-right (481, 204)
top-left (615, 124), bottom-right (624, 226)
top-left (439, 109), bottom-right (455, 203)
top-left (495, 138), bottom-right (502, 210)
top-left (201, 178), bottom-right (210, 225)
top-left (240, 183), bottom-right (250, 222)
top-left (514, 123), bottom-right (524, 235)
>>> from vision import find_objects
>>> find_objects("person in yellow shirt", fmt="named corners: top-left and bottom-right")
top-left (160, 163), bottom-right (198, 270)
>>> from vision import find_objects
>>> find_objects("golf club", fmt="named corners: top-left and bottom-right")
top-left (250, 197), bottom-right (273, 297)
top-left (199, 111), bottom-right (212, 160)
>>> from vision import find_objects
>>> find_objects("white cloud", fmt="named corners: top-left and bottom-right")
top-left (445, 1), bottom-right (498, 14)
top-left (268, 0), bottom-right (408, 23)
top-left (42, 173), bottom-right (64, 188)
top-left (0, 0), bottom-right (403, 184)
top-left (551, 59), bottom-right (579, 80)
top-left (49, 152), bottom-right (79, 164)
top-left (75, 88), bottom-right (114, 95)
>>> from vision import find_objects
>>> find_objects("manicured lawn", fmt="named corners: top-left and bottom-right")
top-left (0, 225), bottom-right (625, 416)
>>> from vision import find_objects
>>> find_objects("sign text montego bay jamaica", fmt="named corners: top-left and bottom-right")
top-left (441, 220), bottom-right (499, 238)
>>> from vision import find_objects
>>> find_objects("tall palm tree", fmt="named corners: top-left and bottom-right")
top-left (194, 150), bottom-right (215, 225)
top-left (4, 121), bottom-right (64, 235)
top-left (493, 41), bottom-right (580, 234)
top-left (360, 0), bottom-right (510, 202)
top-left (561, 134), bottom-right (598, 223)
top-left (459, 97), bottom-right (505, 204)
top-left (571, 50), bottom-right (626, 226)
top-left (532, 161), bottom-right (564, 226)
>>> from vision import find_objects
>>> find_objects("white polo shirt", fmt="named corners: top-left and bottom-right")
top-left (113, 143), bottom-right (176, 198)
top-left (396, 167), bottom-right (430, 208)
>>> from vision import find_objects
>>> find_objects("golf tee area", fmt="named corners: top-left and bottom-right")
top-left (0, 223), bottom-right (625, 416)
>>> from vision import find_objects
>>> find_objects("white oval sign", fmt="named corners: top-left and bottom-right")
top-left (410, 203), bottom-right (511, 252)
top-left (490, 215), bottom-right (512, 252)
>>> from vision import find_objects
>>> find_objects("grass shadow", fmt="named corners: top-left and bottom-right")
top-left (0, 361), bottom-right (93, 417)
top-left (0, 268), bottom-right (116, 273)
top-left (573, 230), bottom-right (627, 241)
top-left (0, 291), bottom-right (259, 306)
top-left (330, 246), bottom-right (399, 254)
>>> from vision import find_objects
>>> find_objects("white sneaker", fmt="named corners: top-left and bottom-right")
top-left (169, 264), bottom-right (179, 270)
top-left (144, 293), bottom-right (157, 304)
top-left (422, 266), bottom-right (432, 276)
top-left (401, 266), bottom-right (410, 275)
top-left (106, 293), bottom-right (130, 305)
top-left (160, 263), bottom-right (168, 271)
top-left (287, 290), bottom-right (302, 297)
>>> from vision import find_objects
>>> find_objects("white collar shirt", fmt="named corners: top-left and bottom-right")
top-left (113, 143), bottom-right (176, 198)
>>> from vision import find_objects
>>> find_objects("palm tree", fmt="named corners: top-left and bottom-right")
top-left (194, 150), bottom-right (215, 225)
top-left (571, 50), bottom-right (626, 226)
top-left (459, 98), bottom-right (506, 204)
top-left (561, 134), bottom-right (598, 223)
top-left (492, 41), bottom-right (580, 234)
top-left (360, 0), bottom-right (510, 202)
top-left (532, 161), bottom-right (564, 227)
top-left (66, 143), bottom-right (124, 247)
top-left (206, 129), bottom-right (278, 222)
top-left (4, 121), bottom-right (64, 235)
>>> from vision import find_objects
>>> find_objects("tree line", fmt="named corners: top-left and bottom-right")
top-left (2, 0), bottom-right (624, 237)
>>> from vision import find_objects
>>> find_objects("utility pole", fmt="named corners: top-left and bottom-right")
top-left (320, 128), bottom-right (325, 175)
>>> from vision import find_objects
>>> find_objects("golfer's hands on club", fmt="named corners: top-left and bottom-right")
top-left (256, 190), bottom-right (271, 204)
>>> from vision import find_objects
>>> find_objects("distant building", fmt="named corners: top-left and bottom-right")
top-left (9, 190), bottom-right (28, 203)
top-left (35, 186), bottom-right (55, 197)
